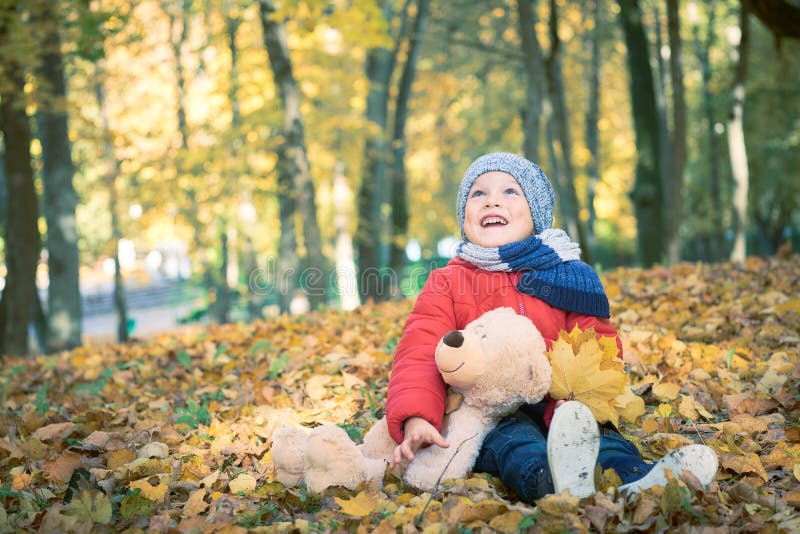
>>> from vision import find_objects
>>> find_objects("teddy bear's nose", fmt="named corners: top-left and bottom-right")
top-left (443, 330), bottom-right (464, 348)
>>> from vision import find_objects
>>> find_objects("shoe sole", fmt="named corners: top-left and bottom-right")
top-left (547, 401), bottom-right (600, 498)
top-left (619, 444), bottom-right (718, 493)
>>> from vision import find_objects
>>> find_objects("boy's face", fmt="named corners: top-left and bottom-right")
top-left (463, 171), bottom-right (535, 247)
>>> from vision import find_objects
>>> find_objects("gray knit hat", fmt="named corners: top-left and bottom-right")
top-left (456, 152), bottom-right (555, 239)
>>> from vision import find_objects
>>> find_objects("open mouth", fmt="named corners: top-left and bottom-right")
top-left (480, 216), bottom-right (508, 227)
top-left (440, 362), bottom-right (465, 373)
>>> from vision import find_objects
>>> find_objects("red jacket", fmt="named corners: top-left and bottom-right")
top-left (385, 257), bottom-right (621, 444)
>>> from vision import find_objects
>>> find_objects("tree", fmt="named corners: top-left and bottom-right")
top-left (388, 0), bottom-right (430, 282)
top-left (259, 0), bottom-right (326, 310)
top-left (34, 0), bottom-right (82, 351)
top-left (689, 0), bottom-right (726, 261)
top-left (749, 0), bottom-right (800, 53)
top-left (357, 0), bottom-right (406, 302)
top-left (517, 0), bottom-right (546, 165)
top-left (728, 0), bottom-right (750, 263)
top-left (544, 0), bottom-right (589, 258)
top-left (581, 0), bottom-right (602, 259)
top-left (665, 0), bottom-right (687, 265)
top-left (0, 3), bottom-right (41, 356)
top-left (618, 0), bottom-right (666, 266)
top-left (95, 77), bottom-right (129, 343)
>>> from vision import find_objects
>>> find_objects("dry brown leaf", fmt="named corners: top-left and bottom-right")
top-left (32, 422), bottom-right (76, 441)
top-left (488, 510), bottom-right (525, 533)
top-left (536, 492), bottom-right (581, 515)
top-left (720, 453), bottom-right (769, 482)
top-left (44, 451), bottom-right (83, 484)
top-left (182, 489), bottom-right (208, 517)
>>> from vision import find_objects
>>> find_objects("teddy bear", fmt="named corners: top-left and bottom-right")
top-left (270, 307), bottom-right (552, 492)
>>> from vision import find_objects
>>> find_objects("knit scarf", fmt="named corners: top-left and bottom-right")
top-left (457, 229), bottom-right (610, 318)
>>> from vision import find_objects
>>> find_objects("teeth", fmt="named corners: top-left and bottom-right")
top-left (481, 217), bottom-right (508, 227)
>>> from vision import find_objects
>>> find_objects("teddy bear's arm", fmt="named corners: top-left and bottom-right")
top-left (403, 404), bottom-right (490, 491)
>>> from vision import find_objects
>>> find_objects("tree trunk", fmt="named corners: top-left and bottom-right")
top-left (333, 161), bottom-right (360, 311)
top-left (259, 0), bottom-right (326, 310)
top-left (167, 0), bottom-right (190, 151)
top-left (728, 0), bottom-right (751, 263)
top-left (666, 0), bottom-right (687, 265)
top-left (212, 5), bottom-right (243, 324)
top-left (691, 0), bottom-right (725, 260)
top-left (225, 5), bottom-right (242, 129)
top-left (34, 0), bottom-right (82, 352)
top-left (388, 0), bottom-right (430, 285)
top-left (110, 183), bottom-right (129, 343)
top-left (0, 6), bottom-right (41, 356)
top-left (95, 79), bottom-right (129, 343)
top-left (545, 0), bottom-right (590, 257)
top-left (357, 0), bottom-right (408, 302)
top-left (517, 0), bottom-right (546, 164)
top-left (275, 156), bottom-right (299, 314)
top-left (618, 0), bottom-right (666, 266)
top-left (582, 0), bottom-right (601, 259)
top-left (165, 0), bottom-right (202, 259)
top-left (215, 232), bottom-right (230, 323)
top-left (650, 3), bottom-right (672, 227)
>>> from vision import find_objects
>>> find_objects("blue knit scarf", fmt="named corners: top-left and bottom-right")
top-left (457, 229), bottom-right (610, 318)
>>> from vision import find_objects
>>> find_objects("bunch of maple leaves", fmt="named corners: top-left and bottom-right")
top-left (0, 254), bottom-right (798, 532)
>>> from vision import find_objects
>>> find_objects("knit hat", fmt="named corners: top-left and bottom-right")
top-left (456, 152), bottom-right (555, 239)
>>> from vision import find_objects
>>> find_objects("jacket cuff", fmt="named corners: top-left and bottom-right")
top-left (543, 397), bottom-right (557, 427)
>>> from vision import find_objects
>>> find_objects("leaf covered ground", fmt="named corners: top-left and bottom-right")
top-left (1, 255), bottom-right (799, 533)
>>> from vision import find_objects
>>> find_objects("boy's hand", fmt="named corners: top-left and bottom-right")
top-left (391, 417), bottom-right (449, 467)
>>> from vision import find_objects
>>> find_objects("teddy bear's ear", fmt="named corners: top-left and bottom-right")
top-left (445, 388), bottom-right (464, 414)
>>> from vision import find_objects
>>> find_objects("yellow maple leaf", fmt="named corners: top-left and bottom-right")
top-left (334, 491), bottom-right (379, 517)
top-left (615, 386), bottom-right (646, 423)
top-left (547, 329), bottom-right (626, 424)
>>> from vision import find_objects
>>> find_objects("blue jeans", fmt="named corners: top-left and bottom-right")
top-left (474, 408), bottom-right (652, 502)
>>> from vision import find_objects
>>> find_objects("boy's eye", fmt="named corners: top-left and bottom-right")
top-left (505, 188), bottom-right (520, 195)
top-left (470, 190), bottom-right (485, 198)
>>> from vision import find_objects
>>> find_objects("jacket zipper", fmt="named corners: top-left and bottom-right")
top-left (512, 271), bottom-right (525, 316)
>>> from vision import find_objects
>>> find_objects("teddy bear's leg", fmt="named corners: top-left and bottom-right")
top-left (360, 418), bottom-right (395, 461)
top-left (304, 425), bottom-right (386, 493)
top-left (271, 426), bottom-right (309, 487)
top-left (357, 418), bottom-right (394, 485)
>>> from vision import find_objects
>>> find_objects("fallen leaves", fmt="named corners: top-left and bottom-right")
top-left (0, 256), bottom-right (798, 531)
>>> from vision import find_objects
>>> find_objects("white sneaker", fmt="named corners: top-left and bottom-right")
top-left (547, 401), bottom-right (600, 498)
top-left (619, 444), bottom-right (718, 493)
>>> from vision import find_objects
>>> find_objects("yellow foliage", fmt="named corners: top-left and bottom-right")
top-left (547, 326), bottom-right (628, 424)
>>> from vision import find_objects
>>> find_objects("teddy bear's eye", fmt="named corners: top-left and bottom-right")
top-left (481, 334), bottom-right (488, 341)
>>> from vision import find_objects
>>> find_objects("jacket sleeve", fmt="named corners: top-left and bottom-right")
top-left (385, 269), bottom-right (457, 444)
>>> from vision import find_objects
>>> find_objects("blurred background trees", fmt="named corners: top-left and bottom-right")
top-left (1, 0), bottom-right (798, 355)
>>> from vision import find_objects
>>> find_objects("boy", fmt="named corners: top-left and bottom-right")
top-left (386, 152), bottom-right (717, 501)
